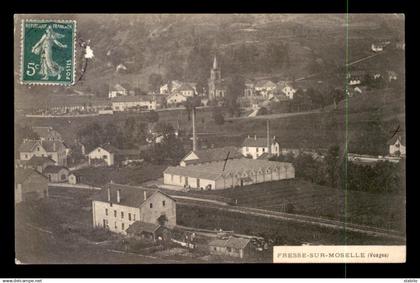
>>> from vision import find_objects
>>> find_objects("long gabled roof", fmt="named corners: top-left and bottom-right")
top-left (111, 95), bottom-right (156, 103)
top-left (15, 168), bottom-right (47, 184)
top-left (164, 158), bottom-right (293, 181)
top-left (27, 156), bottom-right (55, 166)
top-left (255, 80), bottom-right (277, 89)
top-left (387, 135), bottom-right (405, 145)
top-left (126, 221), bottom-right (161, 234)
top-left (18, 140), bottom-right (66, 153)
top-left (43, 165), bottom-right (69, 174)
top-left (92, 183), bottom-right (175, 208)
top-left (208, 237), bottom-right (251, 249)
top-left (182, 146), bottom-right (243, 165)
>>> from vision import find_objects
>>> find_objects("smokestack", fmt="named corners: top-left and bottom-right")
top-left (117, 189), bottom-right (121, 203)
top-left (267, 120), bottom-right (271, 154)
top-left (107, 187), bottom-right (111, 202)
top-left (192, 107), bottom-right (197, 151)
top-left (144, 191), bottom-right (147, 201)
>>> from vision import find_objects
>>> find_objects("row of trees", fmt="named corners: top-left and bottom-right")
top-left (271, 145), bottom-right (404, 194)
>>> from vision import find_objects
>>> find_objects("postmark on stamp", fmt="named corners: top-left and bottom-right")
top-left (20, 19), bottom-right (76, 85)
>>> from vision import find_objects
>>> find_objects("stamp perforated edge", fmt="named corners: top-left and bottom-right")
top-left (19, 19), bottom-right (77, 86)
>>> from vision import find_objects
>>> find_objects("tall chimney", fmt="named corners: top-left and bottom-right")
top-left (116, 189), bottom-right (121, 203)
top-left (144, 191), bottom-right (147, 201)
top-left (107, 187), bottom-right (111, 202)
top-left (192, 107), bottom-right (197, 151)
top-left (267, 120), bottom-right (271, 154)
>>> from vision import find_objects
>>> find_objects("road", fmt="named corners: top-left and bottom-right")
top-left (228, 109), bottom-right (323, 121)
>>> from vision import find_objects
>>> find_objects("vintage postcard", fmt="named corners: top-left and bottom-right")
top-left (14, 14), bottom-right (405, 264)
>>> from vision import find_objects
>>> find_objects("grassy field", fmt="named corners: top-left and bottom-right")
top-left (176, 204), bottom-right (404, 246)
top-left (189, 179), bottom-right (405, 232)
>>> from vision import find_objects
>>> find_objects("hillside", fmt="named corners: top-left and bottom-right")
top-left (15, 14), bottom-right (404, 110)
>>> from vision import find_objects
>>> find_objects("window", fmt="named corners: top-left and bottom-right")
top-left (133, 214), bottom-right (136, 221)
top-left (227, 247), bottom-right (232, 252)
top-left (121, 211), bottom-right (124, 219)
top-left (162, 200), bottom-right (166, 207)
top-left (103, 155), bottom-right (108, 159)
top-left (98, 148), bottom-right (101, 152)
top-left (103, 219), bottom-right (108, 228)
top-left (121, 223), bottom-right (125, 230)
top-left (150, 203), bottom-right (153, 208)
top-left (128, 213), bottom-right (131, 221)
top-left (256, 148), bottom-right (259, 153)
top-left (114, 222), bottom-right (117, 229)
top-left (105, 208), bottom-right (108, 216)
top-left (37, 147), bottom-right (40, 151)
top-left (25, 154), bottom-right (28, 159)
top-left (114, 210), bottom-right (117, 217)
top-left (263, 148), bottom-right (265, 152)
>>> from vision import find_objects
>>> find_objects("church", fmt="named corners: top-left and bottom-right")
top-left (208, 55), bottom-right (227, 100)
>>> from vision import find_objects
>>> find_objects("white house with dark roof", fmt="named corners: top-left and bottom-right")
top-left (18, 140), bottom-right (68, 166)
top-left (276, 81), bottom-right (296, 99)
top-left (254, 80), bottom-right (277, 97)
top-left (241, 136), bottom-right (280, 159)
top-left (388, 135), bottom-right (406, 157)
top-left (91, 183), bottom-right (176, 235)
top-left (166, 92), bottom-right (188, 105)
top-left (208, 236), bottom-right (252, 258)
top-left (88, 144), bottom-right (117, 166)
top-left (109, 83), bottom-right (130, 98)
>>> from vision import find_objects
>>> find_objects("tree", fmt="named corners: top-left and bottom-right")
top-left (145, 110), bottom-right (159, 123)
top-left (212, 108), bottom-right (225, 125)
top-left (148, 73), bottom-right (163, 93)
top-left (325, 145), bottom-right (340, 187)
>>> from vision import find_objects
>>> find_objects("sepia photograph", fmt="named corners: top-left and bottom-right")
top-left (14, 13), bottom-right (405, 264)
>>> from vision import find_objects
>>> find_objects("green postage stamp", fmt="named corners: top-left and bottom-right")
top-left (20, 19), bottom-right (76, 85)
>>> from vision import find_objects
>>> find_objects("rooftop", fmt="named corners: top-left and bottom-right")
top-left (165, 158), bottom-right (293, 181)
top-left (208, 237), bottom-right (251, 249)
top-left (43, 165), bottom-right (69, 174)
top-left (15, 168), bottom-right (47, 184)
top-left (27, 156), bottom-right (55, 166)
top-left (111, 95), bottom-right (156, 103)
top-left (92, 183), bottom-right (175, 208)
top-left (18, 140), bottom-right (67, 153)
top-left (183, 146), bottom-right (243, 165)
top-left (126, 221), bottom-right (161, 234)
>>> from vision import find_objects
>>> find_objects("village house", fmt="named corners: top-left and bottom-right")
top-left (18, 140), bottom-right (68, 166)
top-left (68, 172), bottom-right (82, 185)
top-left (177, 83), bottom-right (197, 97)
top-left (32, 126), bottom-right (63, 142)
top-left (371, 43), bottom-right (385, 52)
top-left (241, 136), bottom-right (280, 159)
top-left (276, 81), bottom-right (296, 99)
top-left (388, 135), bottom-right (406, 157)
top-left (254, 80), bottom-right (277, 98)
top-left (208, 56), bottom-right (227, 100)
top-left (43, 165), bottom-right (70, 183)
top-left (88, 144), bottom-right (117, 166)
top-left (347, 70), bottom-right (366, 86)
top-left (166, 92), bottom-right (188, 105)
top-left (91, 183), bottom-right (176, 235)
top-left (25, 156), bottom-right (55, 173)
top-left (180, 146), bottom-right (243, 167)
top-left (163, 158), bottom-right (295, 190)
top-left (15, 168), bottom-right (48, 204)
top-left (111, 95), bottom-right (158, 111)
top-left (387, 71), bottom-right (398, 82)
top-left (244, 79), bottom-right (255, 97)
top-left (208, 237), bottom-right (252, 259)
top-left (126, 221), bottom-right (171, 242)
top-left (108, 83), bottom-right (130, 98)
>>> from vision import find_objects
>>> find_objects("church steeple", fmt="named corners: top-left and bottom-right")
top-left (212, 55), bottom-right (218, 70)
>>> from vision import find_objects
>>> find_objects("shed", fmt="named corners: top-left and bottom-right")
top-left (208, 237), bottom-right (252, 258)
